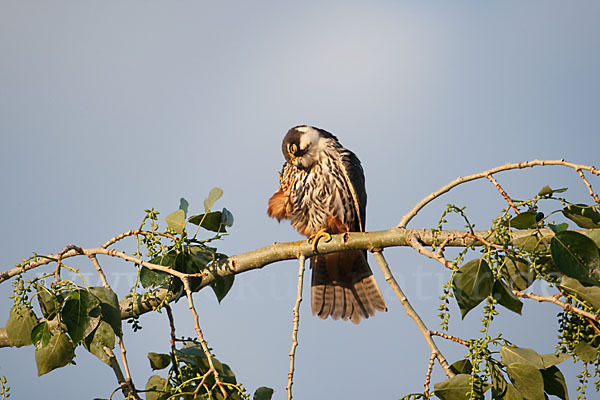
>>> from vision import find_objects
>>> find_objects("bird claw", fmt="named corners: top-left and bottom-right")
top-left (308, 229), bottom-right (332, 252)
top-left (279, 169), bottom-right (296, 193)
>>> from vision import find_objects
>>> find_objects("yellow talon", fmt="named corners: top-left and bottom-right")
top-left (308, 229), bottom-right (332, 252)
top-left (279, 169), bottom-right (296, 193)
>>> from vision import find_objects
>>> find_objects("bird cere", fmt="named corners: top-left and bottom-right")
top-left (267, 125), bottom-right (387, 324)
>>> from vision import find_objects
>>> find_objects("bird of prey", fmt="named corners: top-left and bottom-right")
top-left (267, 125), bottom-right (386, 324)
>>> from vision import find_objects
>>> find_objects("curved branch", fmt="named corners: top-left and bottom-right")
top-left (373, 250), bottom-right (455, 378)
top-left (397, 159), bottom-right (600, 228)
top-left (514, 290), bottom-right (600, 322)
top-left (1, 227), bottom-right (597, 349)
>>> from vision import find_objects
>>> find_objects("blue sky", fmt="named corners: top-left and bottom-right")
top-left (1, 2), bottom-right (600, 399)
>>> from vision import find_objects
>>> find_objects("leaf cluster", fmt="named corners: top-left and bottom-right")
top-left (144, 342), bottom-right (273, 400)
top-left (433, 186), bottom-right (600, 399)
top-left (5, 285), bottom-right (121, 376)
top-left (2, 188), bottom-right (270, 399)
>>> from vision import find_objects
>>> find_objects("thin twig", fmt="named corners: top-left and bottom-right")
top-left (287, 255), bottom-right (305, 400)
top-left (53, 244), bottom-right (84, 285)
top-left (430, 331), bottom-right (469, 346)
top-left (101, 229), bottom-right (177, 249)
top-left (165, 305), bottom-right (180, 378)
top-left (407, 234), bottom-right (454, 270)
top-left (461, 233), bottom-right (506, 250)
top-left (372, 250), bottom-right (455, 378)
top-left (398, 159), bottom-right (600, 228)
top-left (89, 254), bottom-right (110, 288)
top-left (435, 236), bottom-right (455, 258)
top-left (117, 336), bottom-right (140, 399)
top-left (514, 290), bottom-right (600, 322)
top-left (424, 352), bottom-right (436, 399)
top-left (181, 276), bottom-right (229, 399)
top-left (103, 346), bottom-right (130, 398)
top-left (576, 169), bottom-right (600, 204)
top-left (486, 174), bottom-right (520, 214)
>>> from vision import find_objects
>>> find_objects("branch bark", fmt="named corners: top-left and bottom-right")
top-left (2, 227), bottom-right (597, 348)
top-left (287, 255), bottom-right (305, 400)
top-left (373, 250), bottom-right (455, 379)
top-left (397, 159), bottom-right (599, 228)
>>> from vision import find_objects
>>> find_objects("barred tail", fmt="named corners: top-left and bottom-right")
top-left (310, 250), bottom-right (387, 324)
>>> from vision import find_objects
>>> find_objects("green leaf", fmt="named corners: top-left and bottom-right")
top-left (540, 353), bottom-right (570, 369)
top-left (538, 185), bottom-right (568, 196)
top-left (560, 276), bottom-right (600, 311)
top-left (35, 332), bottom-right (75, 376)
top-left (488, 361), bottom-right (523, 400)
top-left (141, 253), bottom-right (176, 289)
top-left (504, 383), bottom-right (525, 400)
top-left (36, 284), bottom-right (61, 320)
top-left (218, 362), bottom-right (237, 384)
top-left (551, 230), bottom-right (600, 285)
top-left (562, 204), bottom-right (600, 229)
top-left (211, 276), bottom-right (235, 303)
top-left (61, 289), bottom-right (102, 343)
top-left (189, 245), bottom-right (215, 267)
top-left (83, 320), bottom-right (116, 365)
top-left (492, 279), bottom-right (523, 314)
top-left (5, 304), bottom-right (38, 347)
top-left (573, 341), bottom-right (598, 363)
top-left (164, 209), bottom-right (186, 235)
top-left (140, 267), bottom-right (173, 289)
top-left (501, 256), bottom-right (535, 291)
top-left (449, 359), bottom-right (472, 375)
top-left (145, 375), bottom-right (171, 400)
top-left (89, 287), bottom-right (122, 336)
top-left (541, 365), bottom-right (569, 400)
top-left (148, 352), bottom-right (171, 370)
top-left (188, 211), bottom-right (227, 233)
top-left (513, 233), bottom-right (551, 253)
top-left (501, 346), bottom-right (545, 369)
top-left (550, 223), bottom-right (569, 233)
top-left (505, 362), bottom-right (545, 400)
top-left (31, 321), bottom-right (51, 349)
top-left (175, 252), bottom-right (202, 291)
top-left (253, 387), bottom-right (274, 400)
top-left (221, 207), bottom-right (234, 227)
top-left (204, 187), bottom-right (224, 212)
top-left (587, 230), bottom-right (600, 248)
top-left (510, 212), bottom-right (540, 229)
top-left (452, 258), bottom-right (494, 318)
top-left (179, 197), bottom-right (189, 217)
top-left (434, 374), bottom-right (483, 400)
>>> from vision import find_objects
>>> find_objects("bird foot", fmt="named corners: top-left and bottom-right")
top-left (279, 169), bottom-right (296, 193)
top-left (308, 229), bottom-right (332, 252)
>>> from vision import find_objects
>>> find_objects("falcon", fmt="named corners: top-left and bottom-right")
top-left (267, 125), bottom-right (387, 323)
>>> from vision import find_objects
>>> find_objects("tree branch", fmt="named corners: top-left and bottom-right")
top-left (373, 250), bottom-right (455, 379)
top-left (287, 255), bottom-right (305, 400)
top-left (397, 159), bottom-right (599, 228)
top-left (3, 227), bottom-right (598, 348)
top-left (514, 290), bottom-right (600, 322)
top-left (181, 276), bottom-right (229, 399)
top-left (103, 347), bottom-right (127, 395)
top-left (486, 174), bottom-right (520, 214)
top-left (575, 168), bottom-right (600, 204)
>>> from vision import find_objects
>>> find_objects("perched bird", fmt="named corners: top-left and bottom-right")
top-left (267, 125), bottom-right (387, 324)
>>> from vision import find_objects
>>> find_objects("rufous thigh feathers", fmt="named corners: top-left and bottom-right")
top-left (267, 189), bottom-right (291, 222)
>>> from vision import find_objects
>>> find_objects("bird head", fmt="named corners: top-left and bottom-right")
top-left (282, 126), bottom-right (334, 170)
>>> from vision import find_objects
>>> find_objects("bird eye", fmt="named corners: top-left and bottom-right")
top-left (289, 143), bottom-right (298, 155)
